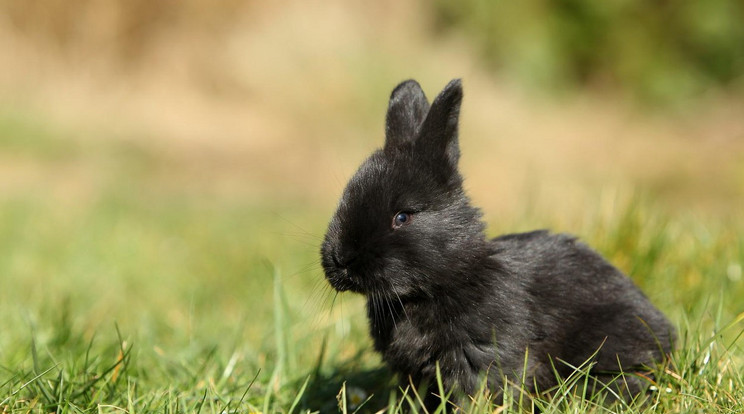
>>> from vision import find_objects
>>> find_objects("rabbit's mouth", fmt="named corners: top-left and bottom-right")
top-left (321, 249), bottom-right (366, 293)
top-left (324, 266), bottom-right (359, 293)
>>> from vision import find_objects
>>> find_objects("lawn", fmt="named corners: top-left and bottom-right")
top-left (0, 111), bottom-right (743, 413)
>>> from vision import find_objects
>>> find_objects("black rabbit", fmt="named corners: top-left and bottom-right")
top-left (320, 79), bottom-right (675, 407)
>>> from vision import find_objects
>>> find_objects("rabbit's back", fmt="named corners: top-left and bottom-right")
top-left (491, 230), bottom-right (674, 390)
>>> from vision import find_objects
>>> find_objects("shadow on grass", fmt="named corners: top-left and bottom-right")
top-left (299, 349), bottom-right (398, 413)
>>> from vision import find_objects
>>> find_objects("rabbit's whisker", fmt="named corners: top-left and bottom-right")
top-left (393, 289), bottom-right (411, 325)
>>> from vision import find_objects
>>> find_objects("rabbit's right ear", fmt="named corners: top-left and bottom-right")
top-left (384, 80), bottom-right (430, 153)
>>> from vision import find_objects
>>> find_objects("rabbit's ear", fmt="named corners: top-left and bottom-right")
top-left (384, 80), bottom-right (430, 153)
top-left (416, 79), bottom-right (463, 168)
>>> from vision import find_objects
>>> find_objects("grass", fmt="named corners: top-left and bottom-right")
top-left (0, 113), bottom-right (743, 413)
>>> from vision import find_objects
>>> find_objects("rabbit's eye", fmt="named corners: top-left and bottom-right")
top-left (392, 212), bottom-right (412, 230)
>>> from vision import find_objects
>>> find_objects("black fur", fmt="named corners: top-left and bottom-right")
top-left (320, 79), bottom-right (675, 405)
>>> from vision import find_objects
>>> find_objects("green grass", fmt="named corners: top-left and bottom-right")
top-left (1, 114), bottom-right (743, 413)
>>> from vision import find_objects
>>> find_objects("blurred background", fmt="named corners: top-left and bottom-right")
top-left (1, 0), bottom-right (743, 394)
top-left (2, 0), bottom-right (743, 218)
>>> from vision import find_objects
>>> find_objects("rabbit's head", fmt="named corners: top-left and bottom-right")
top-left (321, 79), bottom-right (488, 299)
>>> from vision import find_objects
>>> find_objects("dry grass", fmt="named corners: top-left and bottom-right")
top-left (2, 1), bottom-right (743, 220)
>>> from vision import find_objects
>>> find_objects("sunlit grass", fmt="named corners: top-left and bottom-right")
top-left (0, 113), bottom-right (743, 413)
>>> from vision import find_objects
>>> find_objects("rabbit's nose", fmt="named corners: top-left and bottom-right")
top-left (332, 253), bottom-right (348, 269)
top-left (332, 251), bottom-right (357, 270)
top-left (331, 254), bottom-right (343, 268)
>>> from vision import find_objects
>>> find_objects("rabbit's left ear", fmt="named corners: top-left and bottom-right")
top-left (416, 79), bottom-right (463, 168)
top-left (385, 80), bottom-right (430, 154)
